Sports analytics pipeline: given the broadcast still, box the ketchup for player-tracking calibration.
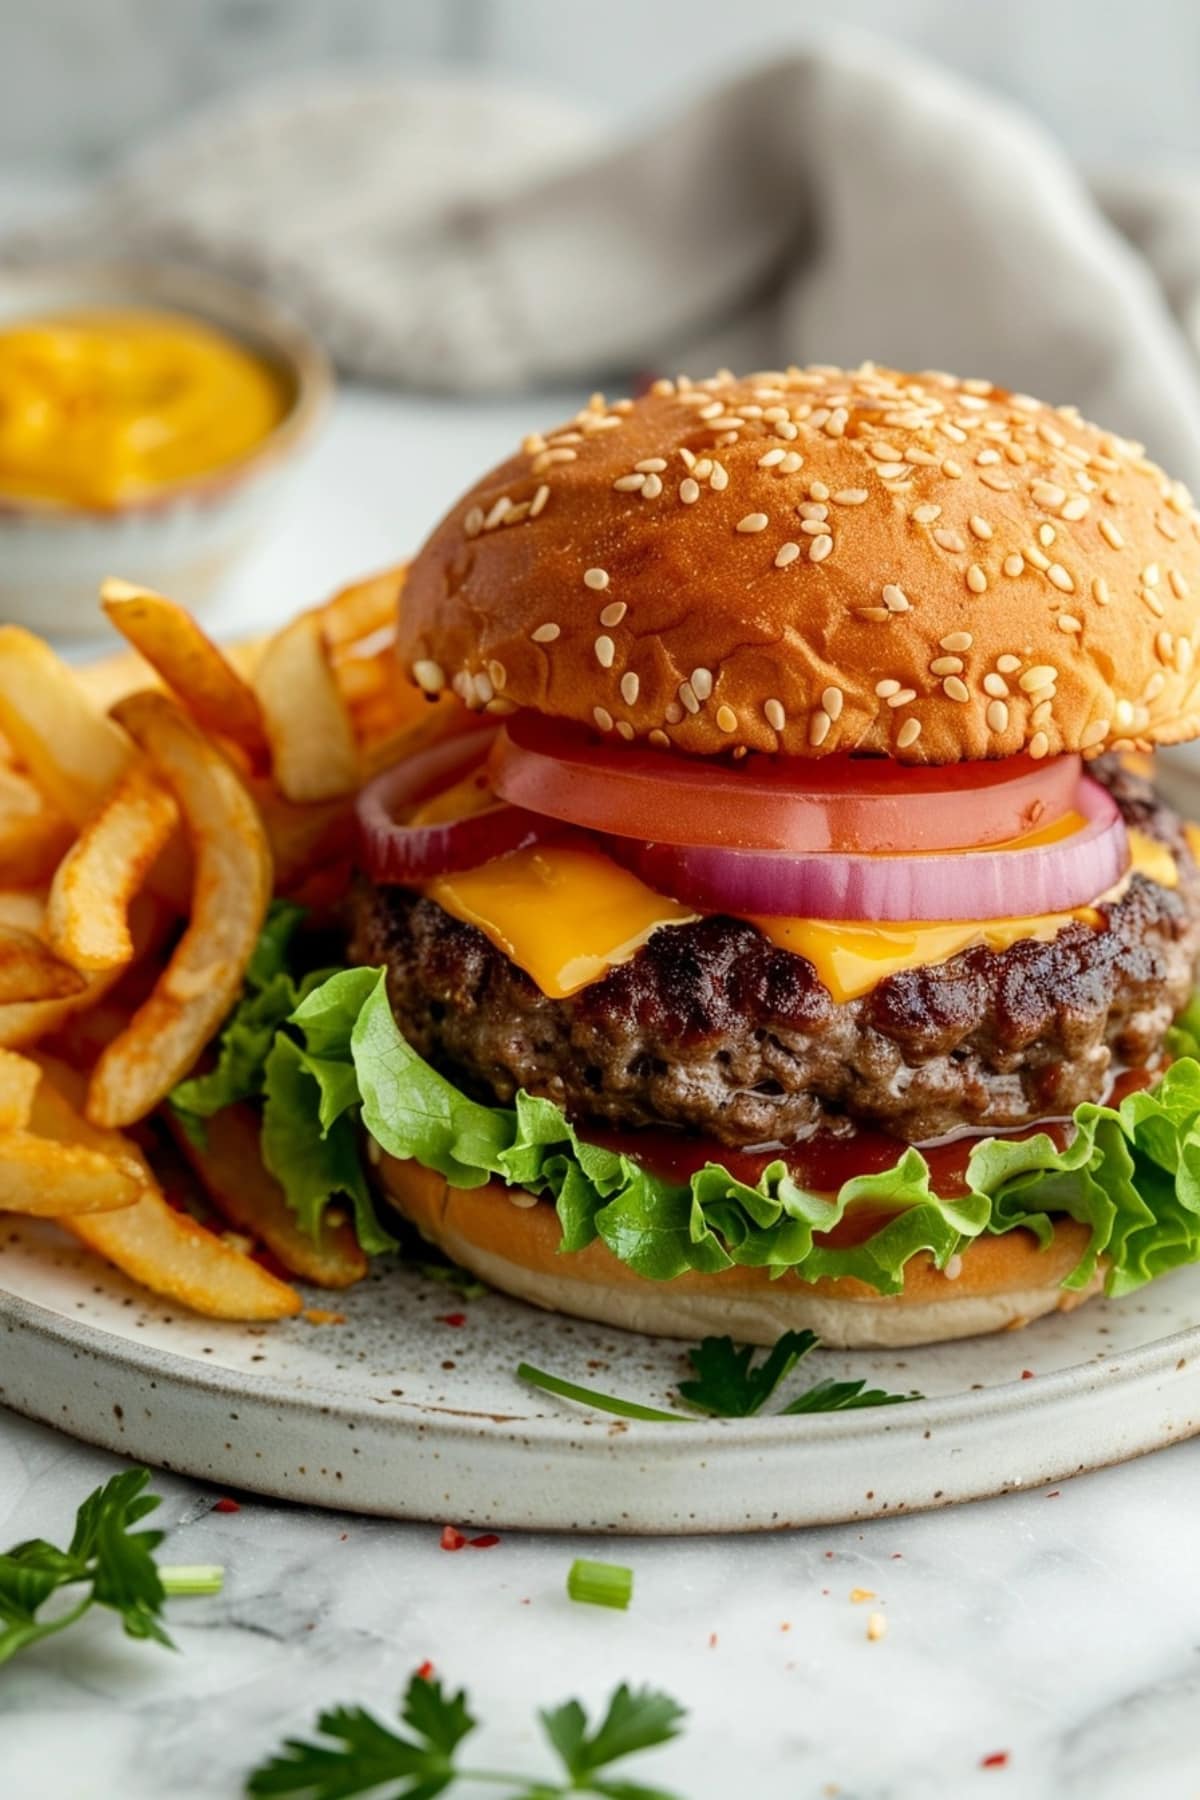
[583,1062,1157,1251]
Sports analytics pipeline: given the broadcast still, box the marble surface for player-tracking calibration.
[4,382,1200,1799]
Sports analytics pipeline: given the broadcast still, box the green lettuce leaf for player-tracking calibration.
[253,964,1200,1299]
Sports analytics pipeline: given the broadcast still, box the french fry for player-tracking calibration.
[46,762,178,973]
[246,779,355,891]
[101,579,270,766]
[29,1060,300,1319]
[86,693,273,1128]
[0,626,133,826]
[0,1048,40,1131]
[318,566,405,651]
[0,924,86,1002]
[0,1067,146,1214]
[254,611,361,802]
[0,765,74,886]
[168,1105,368,1289]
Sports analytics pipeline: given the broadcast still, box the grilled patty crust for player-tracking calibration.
[351,759,1200,1147]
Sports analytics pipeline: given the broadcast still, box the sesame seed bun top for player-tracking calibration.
[397,364,1200,764]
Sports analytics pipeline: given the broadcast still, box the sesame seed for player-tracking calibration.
[1178,638,1194,673]
[809,710,832,747]
[810,534,834,562]
[599,600,627,628]
[942,459,963,478]
[997,654,1021,673]
[986,699,1009,733]
[1115,698,1135,729]
[693,458,714,478]
[933,528,966,552]
[1061,496,1090,521]
[912,504,941,523]
[665,701,684,724]
[1003,553,1025,578]
[780,451,804,473]
[620,671,640,705]
[758,448,786,468]
[856,608,892,622]
[883,584,911,614]
[976,447,1001,465]
[584,567,610,591]
[867,441,903,461]
[412,659,445,693]
[593,706,613,732]
[983,673,1009,699]
[678,681,700,715]
[1031,700,1053,728]
[822,686,844,721]
[716,704,738,734]
[969,515,993,540]
[876,679,901,698]
[1020,665,1058,692]
[775,542,801,568]
[464,506,484,538]
[1081,719,1110,748]
[980,470,1014,491]
[1171,569,1190,598]
[930,656,963,675]
[940,631,973,652]
[531,622,560,644]
[529,484,550,518]
[809,480,830,501]
[1038,523,1056,547]
[833,488,868,505]
[473,671,494,705]
[680,478,701,504]
[1029,730,1050,760]
[1032,480,1066,509]
[886,688,917,708]
[648,729,670,748]
[487,660,507,690]
[635,457,667,473]
[710,463,729,491]
[1157,630,1174,664]
[691,667,714,701]
[876,463,909,480]
[1047,564,1074,592]
[1092,577,1111,605]
[1142,588,1165,617]
[484,497,512,530]
[896,717,922,749]
[1026,545,1051,571]
[594,635,615,668]
[1099,518,1125,549]
[616,720,635,741]
[764,698,786,731]
[866,1613,888,1644]
[1058,614,1082,633]
[679,446,696,469]
[1143,562,1161,586]
[613,473,646,492]
[944,676,970,702]
[967,564,988,593]
[737,513,769,534]
[641,473,663,499]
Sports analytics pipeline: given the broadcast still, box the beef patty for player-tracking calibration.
[351,758,1200,1147]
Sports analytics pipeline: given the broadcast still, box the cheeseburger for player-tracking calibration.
[335,364,1200,1348]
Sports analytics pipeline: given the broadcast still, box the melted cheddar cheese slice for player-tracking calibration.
[426,828,1175,1005]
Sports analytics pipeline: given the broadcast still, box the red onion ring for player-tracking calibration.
[609,776,1129,922]
[357,730,551,884]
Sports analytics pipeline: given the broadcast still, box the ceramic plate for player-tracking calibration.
[2,1218,1199,1532]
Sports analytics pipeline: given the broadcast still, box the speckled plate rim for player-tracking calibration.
[4,1276,1200,1460]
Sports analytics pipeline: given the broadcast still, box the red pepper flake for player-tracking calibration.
[468,1532,501,1549]
[1045,1490,1061,1499]
[1020,1369,1035,1380]
[212,1497,241,1514]
[437,1312,467,1328]
[440,1524,467,1551]
[981,1751,1010,1769]
[415,1660,435,1681]
[708,1632,718,1648]
[891,1552,904,1559]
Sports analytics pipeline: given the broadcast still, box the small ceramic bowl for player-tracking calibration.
[0,261,332,639]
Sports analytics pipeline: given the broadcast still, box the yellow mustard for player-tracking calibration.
[0,308,288,509]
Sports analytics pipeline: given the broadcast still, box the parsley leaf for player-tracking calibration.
[676,1330,818,1416]
[247,1673,684,1798]
[519,1331,917,1422]
[0,1468,174,1665]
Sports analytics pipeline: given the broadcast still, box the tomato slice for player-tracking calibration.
[489,715,1083,855]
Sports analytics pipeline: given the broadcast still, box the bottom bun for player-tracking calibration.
[377,1155,1103,1349]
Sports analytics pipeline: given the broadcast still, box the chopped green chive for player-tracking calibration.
[516,1361,681,1422]
[568,1558,634,1611]
[158,1565,225,1597]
